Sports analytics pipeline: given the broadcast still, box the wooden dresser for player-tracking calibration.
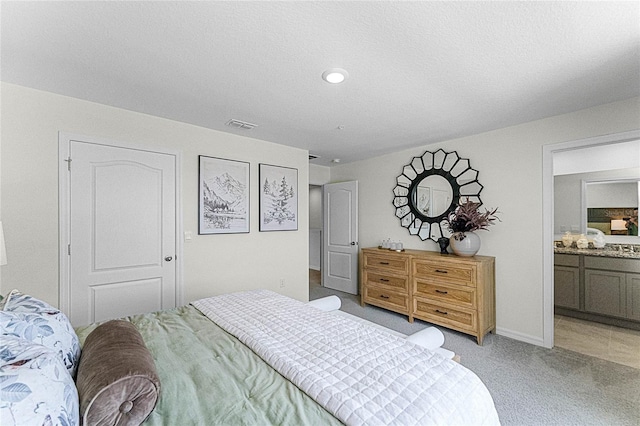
[360,247,496,345]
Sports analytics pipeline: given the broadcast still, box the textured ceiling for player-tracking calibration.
[2,1,639,166]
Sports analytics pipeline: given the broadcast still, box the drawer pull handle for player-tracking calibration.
[380,294,390,299]
[435,269,448,274]
[379,278,390,282]
[435,289,448,294]
[379,262,390,265]
[435,309,448,315]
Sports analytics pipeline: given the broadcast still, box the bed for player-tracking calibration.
[1,289,500,426]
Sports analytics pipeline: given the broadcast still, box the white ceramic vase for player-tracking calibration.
[449,231,481,257]
[576,234,589,249]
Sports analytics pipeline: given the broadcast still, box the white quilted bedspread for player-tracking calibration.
[192,290,500,426]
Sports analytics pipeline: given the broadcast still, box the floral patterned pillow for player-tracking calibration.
[0,290,80,378]
[0,335,79,426]
[1,289,58,313]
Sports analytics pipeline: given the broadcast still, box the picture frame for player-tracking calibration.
[199,155,250,234]
[259,164,298,231]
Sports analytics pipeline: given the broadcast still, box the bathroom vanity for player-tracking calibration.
[554,244,640,330]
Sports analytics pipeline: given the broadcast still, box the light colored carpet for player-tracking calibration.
[310,280,640,426]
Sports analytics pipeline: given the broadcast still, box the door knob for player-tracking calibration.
[165,256,173,262]
[351,242,356,245]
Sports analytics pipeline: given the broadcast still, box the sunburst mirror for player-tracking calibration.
[393,149,483,242]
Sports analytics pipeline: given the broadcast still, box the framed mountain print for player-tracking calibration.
[199,155,249,234]
[259,164,298,231]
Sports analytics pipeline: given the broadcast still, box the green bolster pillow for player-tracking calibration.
[76,320,161,426]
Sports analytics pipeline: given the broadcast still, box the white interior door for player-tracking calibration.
[432,188,451,217]
[62,138,178,326]
[323,181,358,294]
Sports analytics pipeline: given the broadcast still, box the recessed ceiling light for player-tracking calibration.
[322,68,348,84]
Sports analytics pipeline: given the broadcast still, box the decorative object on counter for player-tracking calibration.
[446,198,500,257]
[390,241,404,251]
[561,231,574,248]
[437,237,450,254]
[449,232,482,257]
[592,232,606,249]
[378,239,404,251]
[392,149,483,243]
[576,234,589,249]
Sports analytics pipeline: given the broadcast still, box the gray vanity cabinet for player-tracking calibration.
[584,269,626,317]
[584,256,640,322]
[627,274,640,321]
[555,253,640,329]
[554,254,580,310]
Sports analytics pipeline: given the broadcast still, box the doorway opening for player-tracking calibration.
[309,185,323,289]
[543,130,640,368]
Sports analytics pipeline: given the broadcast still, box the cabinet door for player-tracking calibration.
[627,273,640,321]
[554,266,580,310]
[585,269,626,318]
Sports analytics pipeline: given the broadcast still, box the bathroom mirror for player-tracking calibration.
[393,149,483,242]
[582,178,639,237]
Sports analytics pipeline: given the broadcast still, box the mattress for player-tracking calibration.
[76,291,500,425]
[193,290,500,426]
[76,305,341,425]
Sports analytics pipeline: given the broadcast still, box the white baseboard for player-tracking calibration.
[309,266,320,271]
[495,327,545,347]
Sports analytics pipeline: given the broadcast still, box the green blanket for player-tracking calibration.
[76,305,341,425]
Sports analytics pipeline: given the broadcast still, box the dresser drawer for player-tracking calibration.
[414,280,476,309]
[413,259,475,287]
[414,298,476,331]
[363,286,409,313]
[364,253,409,274]
[364,271,409,293]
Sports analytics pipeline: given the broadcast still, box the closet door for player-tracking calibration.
[62,138,177,326]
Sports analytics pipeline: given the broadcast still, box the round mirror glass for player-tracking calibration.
[411,175,453,218]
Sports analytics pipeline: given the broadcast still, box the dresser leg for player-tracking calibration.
[408,315,414,323]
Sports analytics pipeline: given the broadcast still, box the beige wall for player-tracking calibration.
[309,163,330,186]
[330,97,640,344]
[1,83,309,307]
[3,81,638,343]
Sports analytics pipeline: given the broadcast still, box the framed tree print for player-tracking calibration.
[259,164,298,231]
[199,155,249,234]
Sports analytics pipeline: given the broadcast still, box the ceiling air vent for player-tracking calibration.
[226,119,257,130]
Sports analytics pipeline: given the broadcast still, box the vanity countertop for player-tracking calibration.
[554,244,640,259]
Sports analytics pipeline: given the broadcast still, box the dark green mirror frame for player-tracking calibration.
[393,149,484,242]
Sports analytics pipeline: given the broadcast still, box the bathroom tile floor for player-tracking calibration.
[554,315,640,369]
